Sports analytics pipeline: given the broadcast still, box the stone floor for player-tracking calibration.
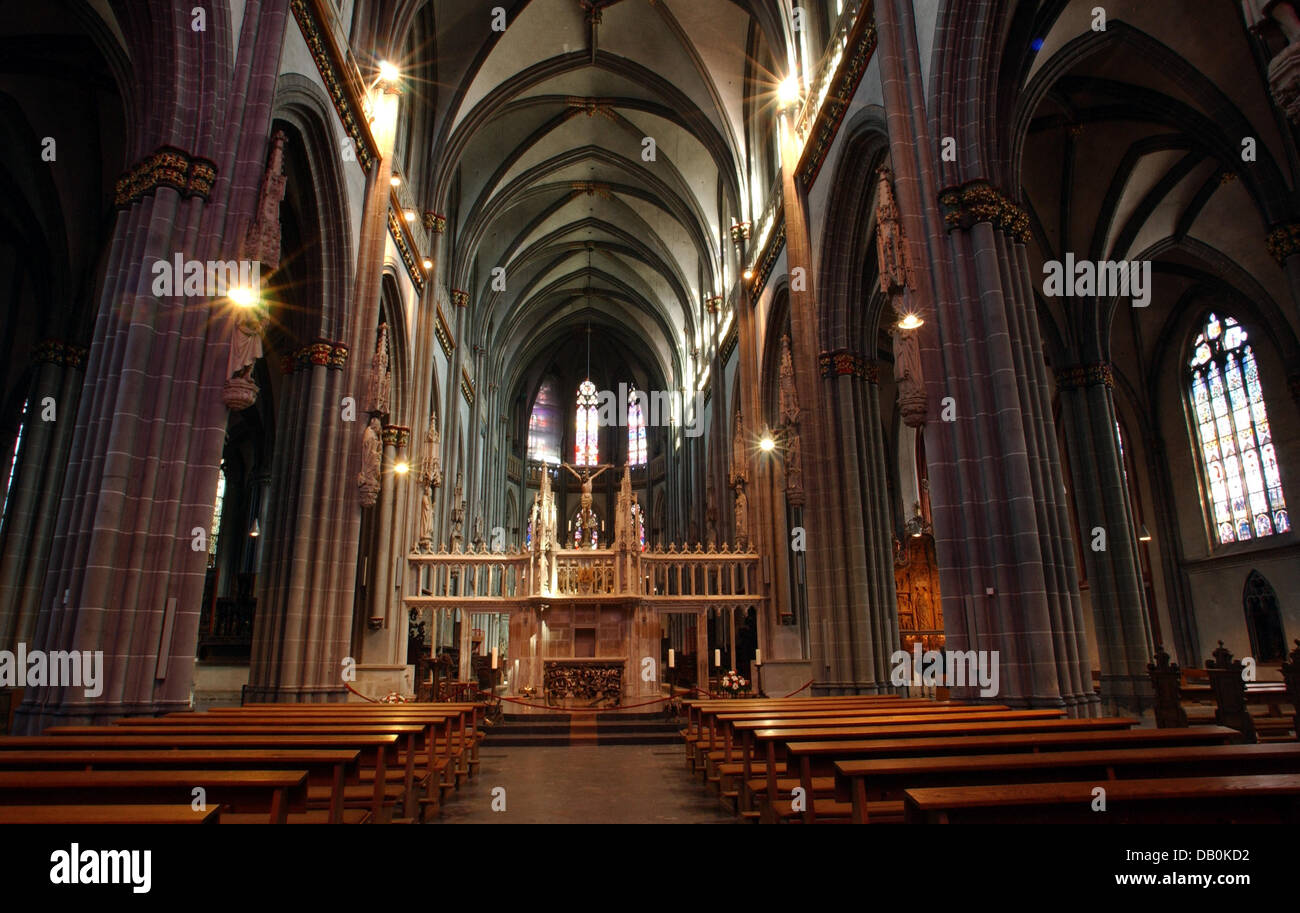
[434,744,737,824]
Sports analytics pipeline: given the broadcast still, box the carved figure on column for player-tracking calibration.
[419,413,442,488]
[223,303,268,412]
[449,472,465,551]
[779,334,801,426]
[785,427,804,501]
[369,322,391,417]
[1245,1,1300,122]
[728,413,748,488]
[242,130,288,272]
[734,483,749,551]
[472,515,484,550]
[358,418,382,507]
[418,487,434,552]
[892,313,927,427]
[875,166,914,295]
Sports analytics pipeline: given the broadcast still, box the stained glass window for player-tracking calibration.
[1187,313,1288,544]
[527,378,562,464]
[575,379,599,466]
[209,468,226,569]
[0,398,27,535]
[628,385,647,466]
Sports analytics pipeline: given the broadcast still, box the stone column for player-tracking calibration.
[15,1,293,730]
[1056,362,1154,713]
[0,341,86,652]
[876,0,1095,712]
[247,69,401,702]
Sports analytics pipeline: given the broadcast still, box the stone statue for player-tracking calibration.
[729,413,747,487]
[449,472,465,548]
[420,414,441,487]
[358,418,382,507]
[778,334,800,426]
[892,314,927,427]
[472,515,484,548]
[734,483,749,550]
[242,130,288,271]
[785,428,804,498]
[369,322,391,417]
[227,305,267,380]
[418,487,434,550]
[875,166,913,295]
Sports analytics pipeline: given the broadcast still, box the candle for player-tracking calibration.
[491,647,499,670]
[755,649,762,666]
[668,649,675,669]
[714,648,721,667]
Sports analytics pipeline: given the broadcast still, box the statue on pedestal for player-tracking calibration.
[369,322,392,418]
[358,418,382,507]
[449,472,465,551]
[734,483,749,551]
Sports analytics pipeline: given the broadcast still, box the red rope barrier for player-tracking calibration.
[783,678,815,697]
[343,681,381,703]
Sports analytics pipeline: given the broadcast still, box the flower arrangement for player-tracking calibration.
[720,670,748,696]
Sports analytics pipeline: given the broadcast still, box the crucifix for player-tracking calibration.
[562,462,611,547]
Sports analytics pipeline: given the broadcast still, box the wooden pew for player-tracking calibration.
[49,723,423,820]
[741,716,1138,821]
[834,742,1300,823]
[0,769,309,824]
[784,725,1242,823]
[682,697,923,765]
[126,711,464,814]
[188,707,477,809]
[705,704,1012,769]
[0,734,402,823]
[207,704,484,784]
[902,773,1300,823]
[0,805,220,824]
[0,749,361,823]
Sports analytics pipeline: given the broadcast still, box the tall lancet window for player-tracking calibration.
[1187,313,1289,544]
[527,378,562,465]
[575,379,599,466]
[627,385,647,467]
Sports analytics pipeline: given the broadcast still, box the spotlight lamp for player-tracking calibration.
[898,313,924,330]
[777,75,801,109]
[378,60,400,85]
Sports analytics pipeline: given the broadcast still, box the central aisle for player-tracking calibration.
[435,745,738,824]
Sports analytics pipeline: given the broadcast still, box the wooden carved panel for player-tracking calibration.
[895,533,944,652]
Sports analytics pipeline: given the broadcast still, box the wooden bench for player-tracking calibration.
[50,723,424,820]
[835,742,1300,823]
[0,769,309,824]
[701,703,1001,767]
[0,733,402,823]
[194,708,478,809]
[0,749,362,823]
[0,805,220,824]
[903,773,1300,823]
[740,716,1137,821]
[682,697,926,765]
[684,698,930,766]
[782,725,1241,823]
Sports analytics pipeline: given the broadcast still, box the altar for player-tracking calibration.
[405,463,765,714]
